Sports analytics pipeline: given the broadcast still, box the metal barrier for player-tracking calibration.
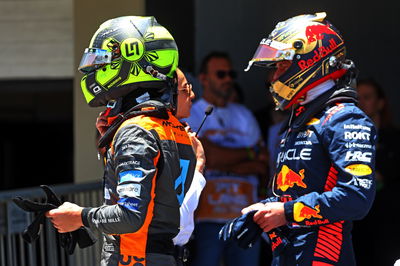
[0,182,103,266]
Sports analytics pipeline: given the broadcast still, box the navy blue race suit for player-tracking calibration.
[265,87,377,265]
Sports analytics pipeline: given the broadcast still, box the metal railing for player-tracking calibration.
[0,182,103,266]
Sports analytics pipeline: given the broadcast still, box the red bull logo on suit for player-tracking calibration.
[276,165,307,192]
[294,202,323,222]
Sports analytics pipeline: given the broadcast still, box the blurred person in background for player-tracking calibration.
[356,78,400,189]
[185,51,268,266]
[352,78,400,266]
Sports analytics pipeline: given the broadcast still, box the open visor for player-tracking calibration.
[78,48,112,74]
[245,40,295,71]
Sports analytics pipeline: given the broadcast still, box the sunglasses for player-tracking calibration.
[215,70,237,79]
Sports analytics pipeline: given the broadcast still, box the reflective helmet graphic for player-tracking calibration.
[245,12,347,110]
[78,16,179,107]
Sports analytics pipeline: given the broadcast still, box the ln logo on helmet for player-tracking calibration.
[305,24,337,43]
[120,38,145,61]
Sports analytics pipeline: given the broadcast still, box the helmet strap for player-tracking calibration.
[145,65,169,81]
[143,64,178,113]
[337,60,358,88]
[104,98,123,126]
[167,73,178,115]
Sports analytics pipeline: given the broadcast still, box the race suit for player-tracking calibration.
[81,102,197,266]
[265,87,376,265]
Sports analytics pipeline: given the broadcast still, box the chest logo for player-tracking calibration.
[276,165,307,191]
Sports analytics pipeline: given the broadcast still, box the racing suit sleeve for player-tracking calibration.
[260,196,279,204]
[284,108,377,226]
[81,124,160,234]
[173,171,206,246]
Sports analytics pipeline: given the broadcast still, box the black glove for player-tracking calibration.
[12,185,96,254]
[12,191,58,244]
[40,185,97,250]
[218,210,262,249]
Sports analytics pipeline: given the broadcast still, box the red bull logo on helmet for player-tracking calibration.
[294,202,323,222]
[305,24,337,43]
[297,38,338,71]
[276,165,307,192]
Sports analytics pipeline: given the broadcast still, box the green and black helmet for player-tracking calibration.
[78,16,179,107]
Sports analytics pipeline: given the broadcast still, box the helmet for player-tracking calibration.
[78,16,179,107]
[245,12,347,110]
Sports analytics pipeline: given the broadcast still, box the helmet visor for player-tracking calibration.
[245,39,295,71]
[78,48,112,74]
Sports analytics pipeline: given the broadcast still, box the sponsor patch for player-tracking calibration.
[118,197,141,211]
[119,255,145,265]
[293,202,322,222]
[92,217,120,225]
[343,124,371,132]
[297,130,314,139]
[119,161,140,167]
[277,148,312,163]
[294,140,312,146]
[347,176,373,189]
[117,183,141,197]
[276,165,307,192]
[345,151,372,163]
[345,143,372,149]
[345,164,372,176]
[119,170,143,183]
[344,131,371,141]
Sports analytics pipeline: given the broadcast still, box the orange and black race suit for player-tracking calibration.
[264,95,376,265]
[81,104,196,266]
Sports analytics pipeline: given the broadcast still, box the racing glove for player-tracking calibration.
[218,210,262,249]
[259,196,290,255]
[12,185,96,254]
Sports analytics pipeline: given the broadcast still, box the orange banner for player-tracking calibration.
[195,177,257,222]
